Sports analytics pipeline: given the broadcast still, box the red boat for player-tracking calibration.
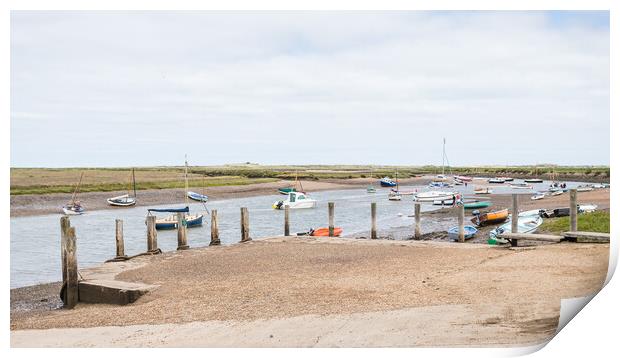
[454,175,473,182]
[311,227,343,237]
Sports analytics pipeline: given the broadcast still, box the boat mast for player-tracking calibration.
[132,168,137,198]
[184,155,189,206]
[70,172,83,205]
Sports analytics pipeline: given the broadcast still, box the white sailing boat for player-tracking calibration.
[107,168,137,206]
[388,169,402,201]
[62,172,85,215]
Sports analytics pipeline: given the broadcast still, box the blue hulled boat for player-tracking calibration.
[188,191,208,202]
[380,177,397,187]
[148,206,204,230]
[448,225,478,241]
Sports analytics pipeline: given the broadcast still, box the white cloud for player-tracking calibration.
[10,11,609,167]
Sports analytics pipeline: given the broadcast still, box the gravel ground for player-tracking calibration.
[11,237,608,335]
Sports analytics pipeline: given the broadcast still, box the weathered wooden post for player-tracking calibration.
[570,189,578,232]
[177,212,189,250]
[64,226,78,309]
[115,219,127,259]
[371,202,377,239]
[146,215,158,253]
[240,207,251,242]
[511,194,519,234]
[414,203,421,239]
[328,202,335,237]
[458,204,465,243]
[284,205,290,236]
[210,209,220,246]
[60,216,70,283]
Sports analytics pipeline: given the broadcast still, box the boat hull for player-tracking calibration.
[415,191,456,202]
[155,214,204,230]
[187,191,208,202]
[448,225,478,241]
[311,227,343,237]
[107,195,136,206]
[471,209,509,226]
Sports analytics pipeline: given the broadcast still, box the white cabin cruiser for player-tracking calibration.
[414,191,457,202]
[273,191,317,210]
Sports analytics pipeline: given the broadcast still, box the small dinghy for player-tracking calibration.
[107,168,137,207]
[366,185,376,193]
[531,192,546,200]
[388,191,402,201]
[474,187,493,195]
[463,201,491,209]
[448,225,478,241]
[578,204,597,213]
[148,207,204,230]
[489,213,543,241]
[429,181,453,188]
[415,191,458,202]
[107,194,136,206]
[549,190,564,197]
[524,178,543,183]
[187,191,208,202]
[310,227,343,237]
[63,172,85,215]
[510,183,533,189]
[488,178,505,184]
[63,202,85,215]
[454,175,473,182]
[471,209,509,226]
[380,177,397,187]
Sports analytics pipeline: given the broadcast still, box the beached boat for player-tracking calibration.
[524,178,543,183]
[310,227,343,237]
[453,179,464,186]
[474,187,493,195]
[487,178,505,184]
[576,185,593,192]
[463,201,491,209]
[489,213,543,240]
[433,199,454,205]
[273,191,317,209]
[107,169,137,206]
[498,177,514,182]
[531,192,546,200]
[429,181,453,188]
[448,225,478,241]
[454,175,473,182]
[549,190,564,197]
[510,183,533,189]
[107,194,136,206]
[415,191,457,202]
[366,185,376,193]
[471,209,509,226]
[579,204,598,213]
[187,191,208,202]
[380,177,397,187]
[63,172,85,215]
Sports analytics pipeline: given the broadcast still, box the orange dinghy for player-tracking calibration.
[471,209,509,226]
[311,227,343,237]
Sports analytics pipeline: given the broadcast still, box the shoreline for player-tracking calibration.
[10,177,431,217]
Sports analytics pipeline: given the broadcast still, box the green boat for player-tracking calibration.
[463,201,491,209]
[278,187,297,195]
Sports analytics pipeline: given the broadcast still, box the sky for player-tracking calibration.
[10,11,610,167]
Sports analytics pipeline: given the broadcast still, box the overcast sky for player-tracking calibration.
[11,11,609,168]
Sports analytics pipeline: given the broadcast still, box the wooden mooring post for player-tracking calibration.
[371,202,377,239]
[457,204,465,243]
[328,202,335,237]
[115,219,127,259]
[177,212,189,250]
[570,189,578,232]
[414,203,421,239]
[146,215,159,253]
[210,209,220,246]
[60,217,78,309]
[240,207,251,242]
[511,194,519,234]
[284,205,290,236]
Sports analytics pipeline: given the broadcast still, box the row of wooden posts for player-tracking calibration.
[60,189,583,308]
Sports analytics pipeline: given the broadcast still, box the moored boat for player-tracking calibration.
[531,192,546,200]
[471,209,509,226]
[187,191,209,202]
[489,213,543,241]
[463,201,491,209]
[273,191,317,209]
[498,177,514,182]
[510,183,533,189]
[148,207,204,230]
[474,187,493,194]
[488,178,505,184]
[107,194,136,206]
[415,191,458,202]
[380,177,397,187]
[63,172,85,215]
[448,225,478,241]
[366,185,376,193]
[454,175,473,182]
[578,204,598,213]
[429,181,453,188]
[524,178,543,183]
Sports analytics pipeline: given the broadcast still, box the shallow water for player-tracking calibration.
[10,180,586,288]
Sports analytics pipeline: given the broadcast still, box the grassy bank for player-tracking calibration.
[538,211,610,234]
[11,164,609,195]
